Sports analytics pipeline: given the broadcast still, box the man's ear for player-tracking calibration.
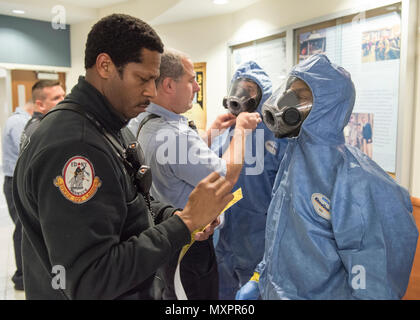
[34,99,45,113]
[161,77,176,94]
[96,53,116,79]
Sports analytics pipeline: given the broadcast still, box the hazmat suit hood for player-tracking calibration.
[292,54,356,144]
[230,60,273,115]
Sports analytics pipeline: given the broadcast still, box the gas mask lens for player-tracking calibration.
[262,77,313,138]
[223,78,262,116]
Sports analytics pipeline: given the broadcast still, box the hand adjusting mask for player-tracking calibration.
[261,77,312,138]
[223,78,262,116]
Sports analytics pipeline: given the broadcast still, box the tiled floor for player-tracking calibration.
[0,173,25,300]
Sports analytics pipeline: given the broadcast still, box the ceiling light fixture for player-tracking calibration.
[12,9,25,14]
[36,72,59,80]
[213,0,229,4]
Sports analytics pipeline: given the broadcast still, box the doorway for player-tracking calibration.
[11,70,66,112]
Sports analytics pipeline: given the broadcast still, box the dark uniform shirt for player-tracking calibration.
[12,76,190,300]
[19,111,43,152]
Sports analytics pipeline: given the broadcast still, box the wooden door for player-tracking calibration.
[11,70,66,112]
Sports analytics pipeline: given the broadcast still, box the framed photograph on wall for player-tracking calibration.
[294,3,402,174]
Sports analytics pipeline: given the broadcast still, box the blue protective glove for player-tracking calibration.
[235,273,260,300]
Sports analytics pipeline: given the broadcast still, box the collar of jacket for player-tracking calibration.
[32,111,43,119]
[61,76,128,133]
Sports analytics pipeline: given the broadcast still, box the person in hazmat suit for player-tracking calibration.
[211,61,287,299]
[236,54,418,300]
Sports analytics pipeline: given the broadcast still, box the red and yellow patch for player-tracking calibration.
[54,156,102,204]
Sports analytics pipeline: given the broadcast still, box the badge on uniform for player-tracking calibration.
[54,156,102,204]
[311,193,331,220]
[265,140,278,155]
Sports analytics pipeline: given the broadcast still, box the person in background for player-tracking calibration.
[19,80,65,151]
[1,101,34,291]
[362,115,373,158]
[129,48,261,299]
[237,54,418,300]
[210,61,287,299]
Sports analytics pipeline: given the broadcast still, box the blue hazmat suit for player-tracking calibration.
[254,54,418,299]
[211,61,287,299]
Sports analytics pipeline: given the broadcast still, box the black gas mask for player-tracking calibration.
[223,78,262,116]
[261,77,313,138]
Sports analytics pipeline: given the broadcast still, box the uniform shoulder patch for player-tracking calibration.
[54,156,102,204]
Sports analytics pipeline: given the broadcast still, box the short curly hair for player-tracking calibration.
[84,14,164,72]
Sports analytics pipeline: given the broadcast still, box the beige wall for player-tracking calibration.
[68,0,420,195]
[411,5,420,197]
[67,19,96,92]
[154,15,234,127]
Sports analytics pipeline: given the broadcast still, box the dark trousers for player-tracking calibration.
[161,236,218,300]
[3,176,23,287]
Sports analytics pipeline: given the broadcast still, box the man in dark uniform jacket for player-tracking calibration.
[12,14,233,300]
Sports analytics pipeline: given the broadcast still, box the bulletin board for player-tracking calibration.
[294,3,402,174]
[229,32,288,90]
[182,62,207,131]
